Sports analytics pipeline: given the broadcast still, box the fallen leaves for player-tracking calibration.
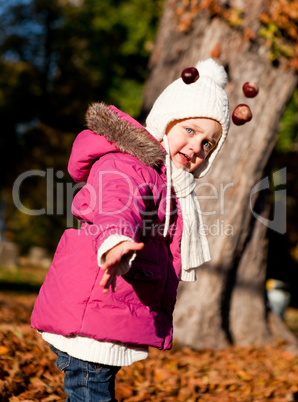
[115,344,298,401]
[0,346,9,355]
[0,291,298,401]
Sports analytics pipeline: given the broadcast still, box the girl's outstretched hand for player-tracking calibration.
[99,241,144,293]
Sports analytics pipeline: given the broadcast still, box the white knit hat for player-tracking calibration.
[145,58,230,178]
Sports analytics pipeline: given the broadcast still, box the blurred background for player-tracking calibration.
[0,0,163,252]
[0,2,298,400]
[0,0,297,306]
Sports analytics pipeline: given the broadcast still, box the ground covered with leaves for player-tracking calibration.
[1,289,298,401]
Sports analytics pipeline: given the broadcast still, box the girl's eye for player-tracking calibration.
[185,127,194,134]
[203,141,212,149]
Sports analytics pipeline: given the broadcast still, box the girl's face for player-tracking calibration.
[163,117,222,172]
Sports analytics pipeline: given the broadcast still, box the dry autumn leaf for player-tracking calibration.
[0,345,9,355]
[0,291,298,401]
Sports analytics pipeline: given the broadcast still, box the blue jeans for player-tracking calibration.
[49,344,121,401]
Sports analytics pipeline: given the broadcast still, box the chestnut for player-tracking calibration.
[232,104,252,126]
[242,82,259,98]
[181,67,199,84]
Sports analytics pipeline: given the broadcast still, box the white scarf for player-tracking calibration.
[163,136,211,281]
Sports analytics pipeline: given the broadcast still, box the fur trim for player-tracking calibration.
[86,102,165,168]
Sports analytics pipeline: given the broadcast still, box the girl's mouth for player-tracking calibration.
[178,152,191,162]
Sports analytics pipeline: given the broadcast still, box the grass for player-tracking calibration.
[0,263,47,292]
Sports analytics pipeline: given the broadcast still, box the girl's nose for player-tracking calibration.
[190,139,201,154]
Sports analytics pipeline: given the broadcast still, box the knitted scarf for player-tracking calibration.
[162,135,211,281]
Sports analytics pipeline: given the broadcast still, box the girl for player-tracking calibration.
[31,58,230,401]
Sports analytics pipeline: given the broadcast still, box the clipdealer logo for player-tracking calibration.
[11,167,287,235]
[249,168,286,234]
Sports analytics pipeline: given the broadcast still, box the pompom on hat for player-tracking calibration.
[145,58,230,178]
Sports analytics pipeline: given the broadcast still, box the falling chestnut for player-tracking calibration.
[232,104,252,126]
[181,67,199,84]
[242,82,259,98]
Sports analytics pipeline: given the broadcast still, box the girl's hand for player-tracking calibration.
[99,241,144,293]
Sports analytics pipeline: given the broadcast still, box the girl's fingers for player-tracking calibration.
[101,275,113,293]
[99,266,117,292]
[112,277,117,292]
[99,266,113,286]
[99,241,144,293]
[127,242,144,252]
[99,272,109,288]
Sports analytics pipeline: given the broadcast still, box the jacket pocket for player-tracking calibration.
[113,258,164,308]
[124,259,161,281]
[112,242,166,308]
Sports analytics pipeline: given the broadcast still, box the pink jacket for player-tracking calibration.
[31,103,183,350]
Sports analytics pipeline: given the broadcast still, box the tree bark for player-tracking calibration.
[142,0,298,349]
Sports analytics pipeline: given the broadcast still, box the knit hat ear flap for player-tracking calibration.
[145,58,230,178]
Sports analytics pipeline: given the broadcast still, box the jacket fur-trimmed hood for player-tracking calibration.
[86,102,165,168]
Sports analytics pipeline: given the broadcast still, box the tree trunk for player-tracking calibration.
[142,0,298,349]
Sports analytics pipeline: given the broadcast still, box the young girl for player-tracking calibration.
[31,58,230,401]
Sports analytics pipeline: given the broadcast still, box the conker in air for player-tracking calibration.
[232,104,252,126]
[242,82,259,98]
[181,67,199,84]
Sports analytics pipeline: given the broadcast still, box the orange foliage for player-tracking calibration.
[171,0,298,70]
[0,292,298,401]
[259,0,298,69]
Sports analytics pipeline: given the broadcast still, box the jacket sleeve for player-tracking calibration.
[90,155,159,262]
